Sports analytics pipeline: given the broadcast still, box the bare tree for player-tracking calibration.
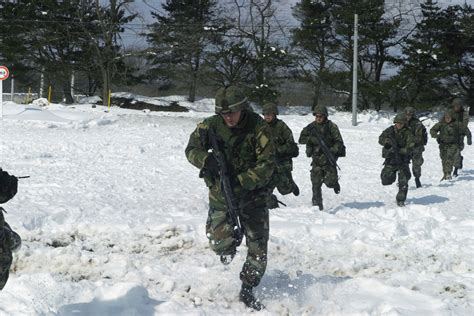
[230,0,290,105]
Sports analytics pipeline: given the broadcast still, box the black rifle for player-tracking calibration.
[387,126,402,165]
[310,125,340,170]
[207,128,244,249]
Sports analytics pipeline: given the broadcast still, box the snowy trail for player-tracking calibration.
[0,101,472,315]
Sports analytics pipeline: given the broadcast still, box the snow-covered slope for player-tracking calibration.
[0,98,472,315]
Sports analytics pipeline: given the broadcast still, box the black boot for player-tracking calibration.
[292,183,300,196]
[415,177,421,188]
[312,199,323,211]
[334,182,341,194]
[219,248,236,265]
[312,187,323,210]
[453,168,458,177]
[239,284,264,311]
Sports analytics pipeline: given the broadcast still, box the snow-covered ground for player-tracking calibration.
[0,96,472,315]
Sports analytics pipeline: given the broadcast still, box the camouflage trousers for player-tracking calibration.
[310,164,338,204]
[206,206,269,287]
[411,147,424,178]
[439,144,461,174]
[381,163,411,203]
[271,162,297,195]
[0,212,12,291]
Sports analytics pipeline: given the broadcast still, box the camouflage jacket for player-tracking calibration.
[430,119,472,146]
[185,110,275,209]
[266,118,298,164]
[379,126,415,165]
[298,120,345,166]
[406,117,427,148]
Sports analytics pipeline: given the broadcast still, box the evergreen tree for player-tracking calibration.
[397,1,451,109]
[292,0,337,110]
[437,4,474,115]
[147,0,224,102]
[331,0,402,111]
[77,0,137,105]
[0,1,34,87]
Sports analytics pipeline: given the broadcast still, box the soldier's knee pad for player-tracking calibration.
[381,171,396,186]
[324,174,338,188]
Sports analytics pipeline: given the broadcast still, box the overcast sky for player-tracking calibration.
[121,0,466,49]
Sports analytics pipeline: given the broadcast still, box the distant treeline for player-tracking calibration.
[0,0,472,114]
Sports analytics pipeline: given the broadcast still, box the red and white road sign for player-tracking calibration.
[0,66,9,81]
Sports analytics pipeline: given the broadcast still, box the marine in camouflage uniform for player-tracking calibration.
[185,86,275,310]
[450,98,472,176]
[298,105,345,211]
[404,107,428,188]
[261,103,299,205]
[379,113,415,207]
[430,111,472,180]
[0,169,20,291]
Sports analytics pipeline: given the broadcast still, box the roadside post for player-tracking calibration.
[0,66,10,118]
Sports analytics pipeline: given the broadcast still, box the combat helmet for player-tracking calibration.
[215,86,248,114]
[444,110,454,120]
[451,98,463,107]
[393,113,406,124]
[262,102,279,115]
[313,105,328,116]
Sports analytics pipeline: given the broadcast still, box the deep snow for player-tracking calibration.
[0,96,472,315]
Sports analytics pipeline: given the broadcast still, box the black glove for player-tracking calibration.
[203,154,219,178]
[468,139,472,146]
[0,170,18,204]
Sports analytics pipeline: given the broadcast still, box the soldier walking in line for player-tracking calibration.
[261,102,299,209]
[299,105,345,211]
[185,86,275,310]
[450,98,472,176]
[404,107,428,188]
[430,111,472,180]
[379,113,415,207]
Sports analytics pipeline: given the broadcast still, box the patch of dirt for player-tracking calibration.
[111,97,189,112]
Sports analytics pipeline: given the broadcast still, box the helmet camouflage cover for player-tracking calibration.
[214,86,248,114]
[393,113,406,124]
[313,105,328,116]
[262,102,279,115]
[444,110,454,119]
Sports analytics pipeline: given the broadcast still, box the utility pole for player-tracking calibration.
[351,14,359,127]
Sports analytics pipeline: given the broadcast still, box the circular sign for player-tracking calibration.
[0,66,9,80]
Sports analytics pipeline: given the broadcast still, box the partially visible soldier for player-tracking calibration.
[404,107,428,188]
[450,98,471,176]
[430,111,472,180]
[299,105,345,211]
[185,86,275,310]
[261,103,299,204]
[379,113,415,207]
[0,168,20,291]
